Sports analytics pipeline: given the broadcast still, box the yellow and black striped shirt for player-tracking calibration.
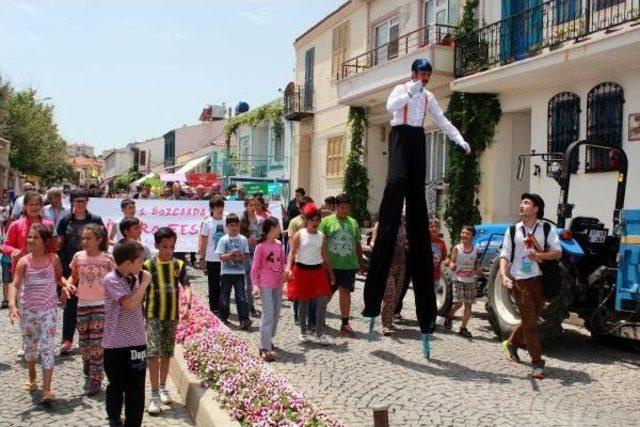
[143,257,190,321]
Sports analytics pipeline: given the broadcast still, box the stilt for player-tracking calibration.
[421,333,431,360]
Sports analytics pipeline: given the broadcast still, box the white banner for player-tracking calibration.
[87,198,282,253]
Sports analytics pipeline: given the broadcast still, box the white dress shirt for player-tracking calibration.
[386,80,468,149]
[499,220,561,280]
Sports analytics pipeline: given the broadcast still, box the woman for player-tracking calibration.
[3,191,57,271]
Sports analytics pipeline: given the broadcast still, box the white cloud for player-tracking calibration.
[239,7,273,26]
[17,1,42,16]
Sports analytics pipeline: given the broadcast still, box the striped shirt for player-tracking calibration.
[143,257,190,321]
[20,254,58,311]
[102,270,147,349]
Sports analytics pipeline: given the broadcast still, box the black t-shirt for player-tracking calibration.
[286,199,300,228]
[57,211,105,274]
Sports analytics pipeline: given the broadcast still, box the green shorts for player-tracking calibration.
[146,318,178,358]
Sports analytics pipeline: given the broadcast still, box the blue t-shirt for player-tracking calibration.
[216,234,250,275]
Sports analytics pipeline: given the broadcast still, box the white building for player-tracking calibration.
[103,148,133,180]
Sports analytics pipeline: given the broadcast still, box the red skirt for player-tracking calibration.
[287,264,331,301]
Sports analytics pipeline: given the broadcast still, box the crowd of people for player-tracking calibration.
[0,176,557,426]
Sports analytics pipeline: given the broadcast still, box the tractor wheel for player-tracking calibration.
[436,267,453,317]
[485,257,574,341]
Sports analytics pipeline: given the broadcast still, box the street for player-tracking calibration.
[188,270,640,427]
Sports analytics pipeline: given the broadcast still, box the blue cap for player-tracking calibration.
[411,58,432,73]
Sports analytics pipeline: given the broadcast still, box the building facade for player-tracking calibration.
[67,156,104,186]
[103,148,133,180]
[66,143,95,158]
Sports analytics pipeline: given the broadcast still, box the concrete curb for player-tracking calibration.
[169,344,240,427]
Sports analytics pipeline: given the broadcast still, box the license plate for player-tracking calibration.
[588,229,607,244]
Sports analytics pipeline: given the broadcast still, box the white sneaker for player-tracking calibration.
[298,334,309,343]
[317,334,332,346]
[159,388,172,405]
[147,396,162,415]
[16,348,25,358]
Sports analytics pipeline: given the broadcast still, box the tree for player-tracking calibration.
[113,167,143,191]
[343,107,370,224]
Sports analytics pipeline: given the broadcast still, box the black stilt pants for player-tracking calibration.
[362,125,436,333]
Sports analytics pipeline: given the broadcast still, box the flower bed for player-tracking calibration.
[176,295,343,427]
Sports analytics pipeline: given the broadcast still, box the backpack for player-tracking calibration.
[509,221,561,301]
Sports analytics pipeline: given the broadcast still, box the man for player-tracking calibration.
[286,188,305,229]
[139,183,156,200]
[210,183,223,197]
[42,187,69,237]
[11,182,34,219]
[499,193,561,380]
[237,186,246,201]
[320,194,362,337]
[58,188,105,354]
[362,58,470,357]
[168,182,186,200]
[226,184,238,201]
[193,184,207,200]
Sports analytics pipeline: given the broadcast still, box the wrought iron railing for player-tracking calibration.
[455,0,640,77]
[283,85,313,120]
[340,23,457,79]
[223,155,287,179]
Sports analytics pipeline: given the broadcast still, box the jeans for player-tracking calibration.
[259,289,282,350]
[206,262,222,315]
[220,274,249,322]
[62,295,79,342]
[299,297,327,337]
[363,125,436,334]
[104,346,147,427]
[293,299,316,326]
[244,259,254,310]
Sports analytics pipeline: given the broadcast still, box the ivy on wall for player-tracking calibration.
[223,103,284,144]
[343,106,370,224]
[444,0,502,242]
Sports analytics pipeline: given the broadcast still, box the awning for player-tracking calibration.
[129,173,157,189]
[176,154,210,174]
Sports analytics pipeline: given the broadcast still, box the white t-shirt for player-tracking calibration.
[499,220,561,280]
[201,216,227,262]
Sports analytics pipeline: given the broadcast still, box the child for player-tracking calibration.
[102,241,151,427]
[286,203,333,345]
[250,217,285,362]
[319,193,362,337]
[119,217,151,261]
[199,196,227,316]
[144,227,192,415]
[1,220,12,308]
[445,225,479,338]
[241,197,264,318]
[65,224,115,395]
[110,198,136,244]
[8,224,63,402]
[216,213,252,329]
[430,219,448,285]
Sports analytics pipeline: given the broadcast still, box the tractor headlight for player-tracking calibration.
[549,161,562,174]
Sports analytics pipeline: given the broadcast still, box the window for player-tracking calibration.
[273,128,284,163]
[424,0,459,26]
[547,92,580,173]
[164,131,176,167]
[332,22,350,80]
[555,0,579,24]
[374,17,399,65]
[586,82,624,173]
[140,150,146,166]
[304,48,314,110]
[425,131,450,183]
[326,136,345,178]
[239,135,251,159]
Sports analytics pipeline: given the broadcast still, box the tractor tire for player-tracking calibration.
[436,267,453,317]
[485,257,574,341]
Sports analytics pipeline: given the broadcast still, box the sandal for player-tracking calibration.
[259,349,275,362]
[459,327,473,338]
[23,380,38,391]
[443,317,453,330]
[41,391,56,402]
[382,327,392,336]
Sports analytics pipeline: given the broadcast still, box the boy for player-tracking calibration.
[430,219,448,285]
[319,193,362,337]
[119,217,151,261]
[321,196,337,218]
[102,241,150,427]
[144,227,192,415]
[110,198,136,244]
[216,213,251,329]
[199,196,227,316]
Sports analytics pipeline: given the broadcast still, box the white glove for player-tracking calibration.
[458,140,471,155]
[408,80,424,96]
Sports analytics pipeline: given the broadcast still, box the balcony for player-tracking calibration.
[283,83,313,121]
[223,155,287,179]
[337,24,457,107]
[452,0,640,92]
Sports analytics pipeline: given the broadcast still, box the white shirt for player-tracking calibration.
[201,216,227,262]
[296,229,324,266]
[387,81,468,149]
[42,205,69,236]
[11,195,24,218]
[499,220,561,280]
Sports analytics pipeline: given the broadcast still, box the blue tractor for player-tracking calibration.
[438,140,640,341]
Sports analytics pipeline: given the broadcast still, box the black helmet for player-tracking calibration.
[411,58,432,73]
[521,193,545,219]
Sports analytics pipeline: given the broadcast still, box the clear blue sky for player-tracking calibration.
[0,0,345,153]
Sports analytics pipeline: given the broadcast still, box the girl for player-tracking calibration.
[445,225,479,338]
[250,217,285,362]
[65,224,115,395]
[285,203,334,345]
[241,197,264,318]
[255,195,271,219]
[8,224,64,402]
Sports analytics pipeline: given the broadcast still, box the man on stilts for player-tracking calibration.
[362,58,470,358]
